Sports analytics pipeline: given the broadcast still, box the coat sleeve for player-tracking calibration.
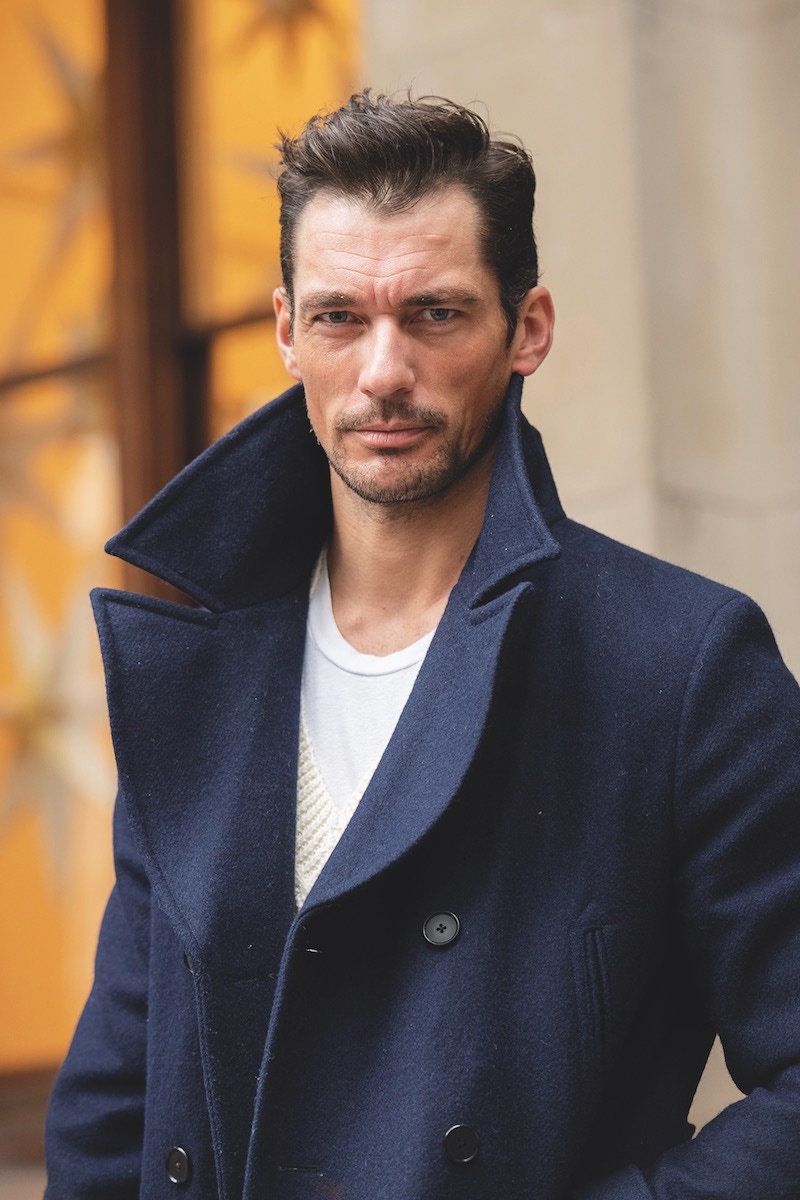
[576,595,800,1199]
[44,794,150,1199]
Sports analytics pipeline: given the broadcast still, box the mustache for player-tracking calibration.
[335,397,447,432]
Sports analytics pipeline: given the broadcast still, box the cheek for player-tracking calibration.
[437,339,507,390]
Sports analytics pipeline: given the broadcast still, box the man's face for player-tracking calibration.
[274,186,551,506]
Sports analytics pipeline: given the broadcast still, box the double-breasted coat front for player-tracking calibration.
[46,379,800,1199]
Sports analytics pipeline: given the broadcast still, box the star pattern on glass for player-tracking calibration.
[0,341,111,524]
[229,0,338,63]
[0,17,107,367]
[0,407,58,522]
[0,568,115,888]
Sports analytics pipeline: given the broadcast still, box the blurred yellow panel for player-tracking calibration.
[181,0,361,327]
[0,374,120,1068]
[209,318,295,442]
[0,0,109,374]
[0,809,70,1067]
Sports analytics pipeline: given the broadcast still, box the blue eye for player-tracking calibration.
[426,308,455,322]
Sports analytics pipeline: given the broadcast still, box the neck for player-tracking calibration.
[327,455,493,656]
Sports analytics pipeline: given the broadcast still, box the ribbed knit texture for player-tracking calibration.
[295,709,370,908]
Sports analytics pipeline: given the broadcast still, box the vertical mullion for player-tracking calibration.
[104,0,207,553]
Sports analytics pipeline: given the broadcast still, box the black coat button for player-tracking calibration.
[423,912,460,946]
[444,1123,480,1164]
[166,1146,191,1184]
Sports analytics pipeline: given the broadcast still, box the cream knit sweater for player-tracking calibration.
[294,710,371,908]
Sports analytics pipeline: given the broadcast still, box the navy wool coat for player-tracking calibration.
[46,377,800,1199]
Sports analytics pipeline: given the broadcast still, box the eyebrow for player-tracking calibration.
[401,291,482,308]
[298,291,356,317]
[298,288,483,316]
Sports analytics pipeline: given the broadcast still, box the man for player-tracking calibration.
[46,91,800,1198]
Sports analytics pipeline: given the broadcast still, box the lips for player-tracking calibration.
[352,425,430,449]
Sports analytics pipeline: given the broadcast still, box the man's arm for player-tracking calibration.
[577,595,800,1198]
[45,796,150,1199]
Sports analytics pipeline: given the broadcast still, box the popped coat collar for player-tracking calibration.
[105,374,564,611]
[92,372,566,971]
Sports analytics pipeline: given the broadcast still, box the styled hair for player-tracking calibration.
[276,90,539,343]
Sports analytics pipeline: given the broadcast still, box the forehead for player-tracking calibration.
[291,186,493,297]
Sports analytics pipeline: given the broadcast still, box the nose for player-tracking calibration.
[358,320,416,398]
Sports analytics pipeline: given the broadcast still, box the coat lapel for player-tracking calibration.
[92,585,307,977]
[303,581,535,907]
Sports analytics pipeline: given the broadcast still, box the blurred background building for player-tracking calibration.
[0,0,797,1188]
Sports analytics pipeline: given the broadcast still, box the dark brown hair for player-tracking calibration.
[276,90,539,343]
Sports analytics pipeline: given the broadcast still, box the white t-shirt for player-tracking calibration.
[301,553,434,808]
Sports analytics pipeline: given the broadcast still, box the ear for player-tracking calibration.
[273,287,303,381]
[510,286,555,377]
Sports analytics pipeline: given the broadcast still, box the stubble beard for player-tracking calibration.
[324,395,506,506]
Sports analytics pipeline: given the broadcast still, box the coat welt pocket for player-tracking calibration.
[570,922,612,1078]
